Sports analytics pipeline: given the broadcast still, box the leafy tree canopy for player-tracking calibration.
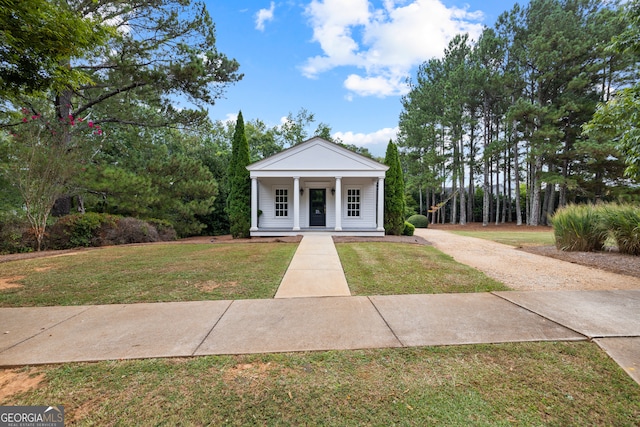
[0,0,110,96]
[2,0,242,130]
[584,0,640,181]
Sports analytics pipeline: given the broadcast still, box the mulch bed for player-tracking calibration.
[520,245,640,279]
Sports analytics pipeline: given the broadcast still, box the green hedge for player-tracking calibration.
[407,214,429,228]
[0,213,32,254]
[47,212,118,249]
[46,213,176,250]
[402,221,415,236]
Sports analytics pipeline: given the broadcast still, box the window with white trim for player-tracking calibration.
[275,188,288,217]
[347,188,361,217]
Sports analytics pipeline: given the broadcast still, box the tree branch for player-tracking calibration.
[73,81,148,117]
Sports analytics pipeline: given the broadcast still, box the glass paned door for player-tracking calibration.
[309,189,326,226]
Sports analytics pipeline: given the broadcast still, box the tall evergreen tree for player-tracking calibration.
[384,140,405,235]
[399,0,635,226]
[227,111,251,238]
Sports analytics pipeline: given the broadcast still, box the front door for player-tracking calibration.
[309,189,326,226]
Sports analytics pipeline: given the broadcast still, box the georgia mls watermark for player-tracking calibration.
[0,406,64,427]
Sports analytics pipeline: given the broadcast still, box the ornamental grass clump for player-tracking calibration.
[550,204,607,252]
[602,204,640,256]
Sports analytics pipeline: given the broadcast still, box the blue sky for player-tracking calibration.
[205,0,521,156]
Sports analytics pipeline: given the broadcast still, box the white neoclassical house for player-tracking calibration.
[247,137,389,236]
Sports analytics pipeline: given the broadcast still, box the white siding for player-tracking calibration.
[299,189,308,227]
[255,177,379,230]
[258,179,294,229]
[341,178,377,229]
[327,188,336,228]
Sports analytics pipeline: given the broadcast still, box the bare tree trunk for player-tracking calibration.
[513,140,522,226]
[459,177,466,225]
[482,112,491,226]
[506,134,512,223]
[559,184,568,208]
[439,183,445,224]
[541,182,554,225]
[458,136,466,225]
[77,195,86,214]
[451,141,458,224]
[501,163,508,223]
[526,146,532,225]
[559,145,569,208]
[495,156,500,225]
[52,88,75,217]
[468,123,476,223]
[529,155,543,226]
[546,184,556,224]
[451,191,458,224]
[468,169,474,223]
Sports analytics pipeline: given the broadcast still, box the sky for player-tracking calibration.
[205,0,522,157]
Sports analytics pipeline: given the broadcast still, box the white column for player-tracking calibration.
[334,177,342,231]
[250,177,259,231]
[377,177,385,231]
[293,177,300,231]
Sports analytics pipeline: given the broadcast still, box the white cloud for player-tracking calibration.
[301,0,370,76]
[344,73,408,97]
[255,2,276,31]
[279,115,292,125]
[303,0,484,97]
[223,113,238,124]
[333,127,399,150]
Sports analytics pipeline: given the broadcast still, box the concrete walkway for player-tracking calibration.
[1,290,639,384]
[275,235,350,298]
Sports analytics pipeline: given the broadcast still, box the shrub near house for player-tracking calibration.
[407,214,429,228]
[47,213,176,250]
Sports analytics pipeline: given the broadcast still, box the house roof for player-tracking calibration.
[247,137,389,178]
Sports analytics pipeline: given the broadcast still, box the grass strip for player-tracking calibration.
[4,342,638,425]
[336,242,509,294]
[450,230,555,247]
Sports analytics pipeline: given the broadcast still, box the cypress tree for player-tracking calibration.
[384,140,406,235]
[227,111,251,238]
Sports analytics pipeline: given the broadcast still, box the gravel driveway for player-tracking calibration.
[415,229,640,292]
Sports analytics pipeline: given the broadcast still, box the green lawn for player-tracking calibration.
[1,241,508,307]
[0,243,298,307]
[4,342,639,425]
[450,230,555,247]
[337,242,509,294]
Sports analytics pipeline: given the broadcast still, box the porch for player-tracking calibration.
[250,227,386,237]
[246,137,389,238]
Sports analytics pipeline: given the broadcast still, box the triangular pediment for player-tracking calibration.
[247,137,388,173]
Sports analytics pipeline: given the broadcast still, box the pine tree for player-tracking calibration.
[227,111,251,238]
[384,140,406,235]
